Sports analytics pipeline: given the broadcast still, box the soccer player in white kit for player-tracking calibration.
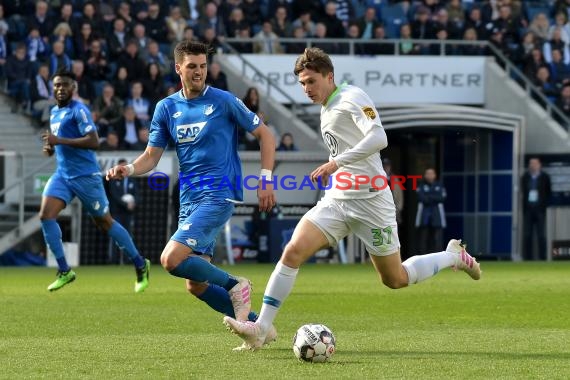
[224,48,482,350]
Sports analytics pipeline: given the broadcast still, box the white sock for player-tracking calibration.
[257,262,299,334]
[402,251,456,284]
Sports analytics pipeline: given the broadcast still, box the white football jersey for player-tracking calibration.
[320,84,387,199]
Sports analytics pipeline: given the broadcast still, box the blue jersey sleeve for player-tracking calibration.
[75,104,96,135]
[227,95,260,133]
[148,101,170,148]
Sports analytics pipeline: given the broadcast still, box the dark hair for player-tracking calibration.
[173,40,212,63]
[52,68,76,81]
[294,47,334,76]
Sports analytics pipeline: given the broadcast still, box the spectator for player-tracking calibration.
[25,27,49,66]
[464,7,488,41]
[126,81,151,127]
[291,10,316,37]
[27,0,53,42]
[74,22,95,61]
[548,48,570,84]
[353,7,380,40]
[321,1,345,38]
[415,168,447,253]
[197,3,224,39]
[116,1,135,33]
[524,47,546,79]
[78,1,104,40]
[55,3,77,36]
[5,44,32,113]
[242,87,260,114]
[142,62,166,106]
[446,0,465,27]
[528,12,550,45]
[286,26,308,54]
[313,22,339,54]
[398,24,416,55]
[344,24,366,55]
[364,25,394,55]
[543,27,570,64]
[144,2,169,44]
[547,11,570,44]
[521,157,551,260]
[31,64,54,126]
[254,21,284,54]
[93,83,123,129]
[227,7,249,38]
[382,158,404,226]
[51,22,75,59]
[434,8,462,40]
[71,60,95,104]
[99,129,123,150]
[113,105,144,149]
[117,40,147,81]
[534,65,559,102]
[241,0,263,32]
[49,40,73,77]
[411,6,435,54]
[458,27,486,56]
[107,18,128,60]
[111,66,131,100]
[201,27,223,56]
[131,23,151,51]
[83,39,109,84]
[292,0,324,21]
[331,0,354,26]
[233,27,254,54]
[141,40,171,78]
[277,132,298,151]
[130,127,149,151]
[271,5,293,37]
[206,61,229,91]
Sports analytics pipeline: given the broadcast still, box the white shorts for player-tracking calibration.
[304,191,400,256]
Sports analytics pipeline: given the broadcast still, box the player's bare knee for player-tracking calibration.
[381,276,407,289]
[281,242,304,267]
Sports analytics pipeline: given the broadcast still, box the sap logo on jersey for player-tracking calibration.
[176,122,207,143]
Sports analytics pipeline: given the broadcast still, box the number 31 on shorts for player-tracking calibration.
[371,227,392,247]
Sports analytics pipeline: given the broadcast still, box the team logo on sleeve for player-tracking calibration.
[362,106,376,119]
[204,104,214,115]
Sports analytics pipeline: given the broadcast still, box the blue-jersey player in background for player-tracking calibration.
[41,69,150,292]
[106,41,278,347]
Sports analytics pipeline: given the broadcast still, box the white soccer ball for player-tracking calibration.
[292,324,336,363]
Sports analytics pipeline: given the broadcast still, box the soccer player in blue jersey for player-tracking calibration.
[106,41,277,345]
[40,69,150,292]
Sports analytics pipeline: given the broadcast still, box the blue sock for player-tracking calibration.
[197,284,258,321]
[169,256,236,288]
[41,219,70,272]
[108,221,145,268]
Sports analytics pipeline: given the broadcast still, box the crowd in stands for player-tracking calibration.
[1,0,570,150]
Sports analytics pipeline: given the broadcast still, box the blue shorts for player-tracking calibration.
[171,199,235,256]
[43,172,109,217]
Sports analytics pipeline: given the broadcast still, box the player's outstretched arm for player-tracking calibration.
[106,146,164,181]
[42,130,100,150]
[251,123,276,212]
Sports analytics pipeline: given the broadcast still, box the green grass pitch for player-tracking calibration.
[1,262,570,379]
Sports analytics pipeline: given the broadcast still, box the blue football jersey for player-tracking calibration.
[149,86,260,203]
[50,100,100,179]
